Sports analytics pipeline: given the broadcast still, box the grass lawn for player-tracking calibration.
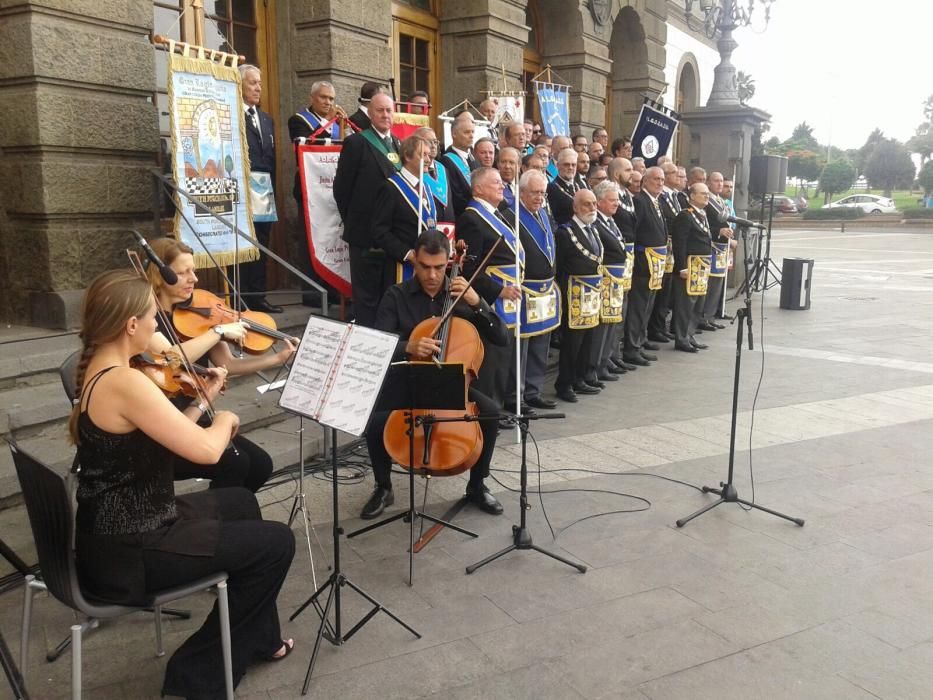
[785,186,924,211]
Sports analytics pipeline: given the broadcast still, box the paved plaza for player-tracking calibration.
[2,225,933,699]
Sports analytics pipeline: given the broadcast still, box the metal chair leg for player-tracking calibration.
[216,582,233,700]
[154,604,164,657]
[20,576,35,673]
[70,624,81,700]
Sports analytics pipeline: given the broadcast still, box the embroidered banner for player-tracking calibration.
[297,143,351,296]
[167,46,257,266]
[630,103,678,168]
[534,82,570,137]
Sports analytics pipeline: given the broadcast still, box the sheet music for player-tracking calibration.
[319,325,397,436]
[279,316,397,436]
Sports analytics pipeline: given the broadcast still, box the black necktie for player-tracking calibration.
[584,224,598,249]
[384,135,394,151]
[247,107,261,143]
[534,211,545,228]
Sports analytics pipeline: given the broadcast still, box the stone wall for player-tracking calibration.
[0,0,159,328]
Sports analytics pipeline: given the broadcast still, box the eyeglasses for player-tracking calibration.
[532,129,542,134]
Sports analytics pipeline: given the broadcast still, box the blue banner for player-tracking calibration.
[630,103,678,167]
[535,82,570,137]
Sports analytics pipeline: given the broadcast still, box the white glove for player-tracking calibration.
[214,321,248,343]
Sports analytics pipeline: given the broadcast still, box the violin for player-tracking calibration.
[131,351,217,400]
[382,241,484,477]
[172,288,296,354]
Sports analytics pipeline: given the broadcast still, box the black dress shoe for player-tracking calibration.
[663,331,677,341]
[607,365,627,375]
[251,299,283,313]
[619,361,638,371]
[623,355,650,367]
[643,342,660,351]
[709,321,726,329]
[640,351,658,362]
[360,486,394,519]
[674,343,699,353]
[697,322,718,332]
[597,372,619,382]
[556,388,578,403]
[584,379,606,390]
[647,334,670,344]
[504,401,536,416]
[694,327,704,334]
[465,484,503,515]
[572,383,600,395]
[690,340,709,350]
[525,396,557,410]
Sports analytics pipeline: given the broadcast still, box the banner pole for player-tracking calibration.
[513,172,523,444]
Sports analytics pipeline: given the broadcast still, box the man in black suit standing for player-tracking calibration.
[546,148,579,225]
[670,182,713,352]
[554,189,604,403]
[333,92,401,326]
[239,64,281,313]
[699,171,734,332]
[647,160,683,343]
[623,166,668,366]
[588,181,627,385]
[348,81,383,132]
[438,111,476,218]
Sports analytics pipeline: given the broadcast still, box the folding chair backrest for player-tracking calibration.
[60,350,80,403]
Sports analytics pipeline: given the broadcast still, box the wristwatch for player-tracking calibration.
[212,325,224,336]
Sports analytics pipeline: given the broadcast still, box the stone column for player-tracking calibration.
[438,0,527,109]
[0,0,159,328]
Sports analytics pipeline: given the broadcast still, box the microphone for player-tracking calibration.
[133,231,178,285]
[726,216,765,230]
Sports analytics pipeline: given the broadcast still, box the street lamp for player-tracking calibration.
[684,0,775,107]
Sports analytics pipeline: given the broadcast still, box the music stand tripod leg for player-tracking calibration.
[466,415,587,575]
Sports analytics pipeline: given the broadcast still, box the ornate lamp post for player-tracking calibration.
[684,0,775,107]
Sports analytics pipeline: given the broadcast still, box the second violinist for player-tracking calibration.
[145,237,297,492]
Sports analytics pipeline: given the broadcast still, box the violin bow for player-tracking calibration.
[429,236,504,336]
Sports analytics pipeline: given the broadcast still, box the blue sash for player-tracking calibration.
[297,109,340,139]
[424,165,449,208]
[520,278,561,336]
[502,183,516,209]
[388,173,437,228]
[710,241,729,276]
[444,151,471,182]
[518,207,555,267]
[546,161,558,182]
[465,201,525,268]
[467,201,525,328]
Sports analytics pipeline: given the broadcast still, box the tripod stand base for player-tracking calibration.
[465,524,587,575]
[291,570,420,695]
[676,482,805,528]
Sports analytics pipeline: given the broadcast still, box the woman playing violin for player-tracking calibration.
[144,237,297,492]
[70,270,295,699]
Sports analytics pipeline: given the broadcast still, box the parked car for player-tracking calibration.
[749,195,798,214]
[825,194,896,214]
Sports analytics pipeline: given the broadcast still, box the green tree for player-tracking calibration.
[907,129,933,164]
[864,139,916,196]
[737,71,755,106]
[819,159,856,204]
[855,128,885,173]
[917,160,933,198]
[790,122,819,150]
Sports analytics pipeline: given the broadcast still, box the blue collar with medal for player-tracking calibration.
[466,200,525,268]
[424,165,449,207]
[389,172,437,228]
[444,150,471,182]
[519,206,555,266]
[546,160,558,182]
[296,108,340,139]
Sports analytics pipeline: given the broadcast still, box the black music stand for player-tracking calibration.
[347,362,478,585]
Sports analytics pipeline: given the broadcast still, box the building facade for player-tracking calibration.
[0,0,717,328]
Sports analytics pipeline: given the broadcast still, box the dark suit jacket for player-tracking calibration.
[501,207,556,280]
[348,107,371,132]
[612,189,637,242]
[556,219,602,279]
[705,195,731,243]
[594,212,626,265]
[632,191,668,277]
[333,130,401,248]
[438,148,475,218]
[671,208,712,271]
[546,177,576,226]
[457,204,519,305]
[371,178,423,264]
[244,107,276,188]
[659,188,682,233]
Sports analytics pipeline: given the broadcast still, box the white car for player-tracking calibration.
[825,194,897,214]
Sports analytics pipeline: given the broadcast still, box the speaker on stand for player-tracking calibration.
[745,155,788,293]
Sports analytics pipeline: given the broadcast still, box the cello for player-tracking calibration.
[382,241,488,477]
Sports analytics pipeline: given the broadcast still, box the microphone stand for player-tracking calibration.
[466,412,587,575]
[675,225,805,529]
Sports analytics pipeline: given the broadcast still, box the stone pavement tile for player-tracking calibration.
[841,521,933,561]
[422,659,587,700]
[564,435,669,468]
[598,425,726,463]
[558,524,687,570]
[844,602,933,651]
[841,641,933,700]
[271,638,496,699]
[532,436,646,471]
[745,541,887,591]
[551,619,739,696]
[670,570,789,614]
[470,587,707,674]
[637,645,880,700]
[692,601,815,648]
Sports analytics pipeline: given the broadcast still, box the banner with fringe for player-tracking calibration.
[167,43,257,267]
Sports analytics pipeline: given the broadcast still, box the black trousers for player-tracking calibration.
[146,489,294,698]
[701,275,725,321]
[240,221,272,304]
[523,332,551,399]
[174,434,273,493]
[349,245,387,328]
[671,275,706,345]
[623,275,656,359]
[647,271,672,336]
[365,386,499,489]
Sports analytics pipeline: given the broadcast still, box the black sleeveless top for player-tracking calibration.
[75,368,178,536]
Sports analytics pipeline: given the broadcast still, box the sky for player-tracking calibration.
[731,0,932,150]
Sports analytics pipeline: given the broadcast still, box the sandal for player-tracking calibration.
[264,638,294,662]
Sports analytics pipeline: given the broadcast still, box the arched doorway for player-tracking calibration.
[675,57,699,164]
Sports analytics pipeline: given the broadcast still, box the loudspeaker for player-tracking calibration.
[749,155,788,194]
[779,257,814,311]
